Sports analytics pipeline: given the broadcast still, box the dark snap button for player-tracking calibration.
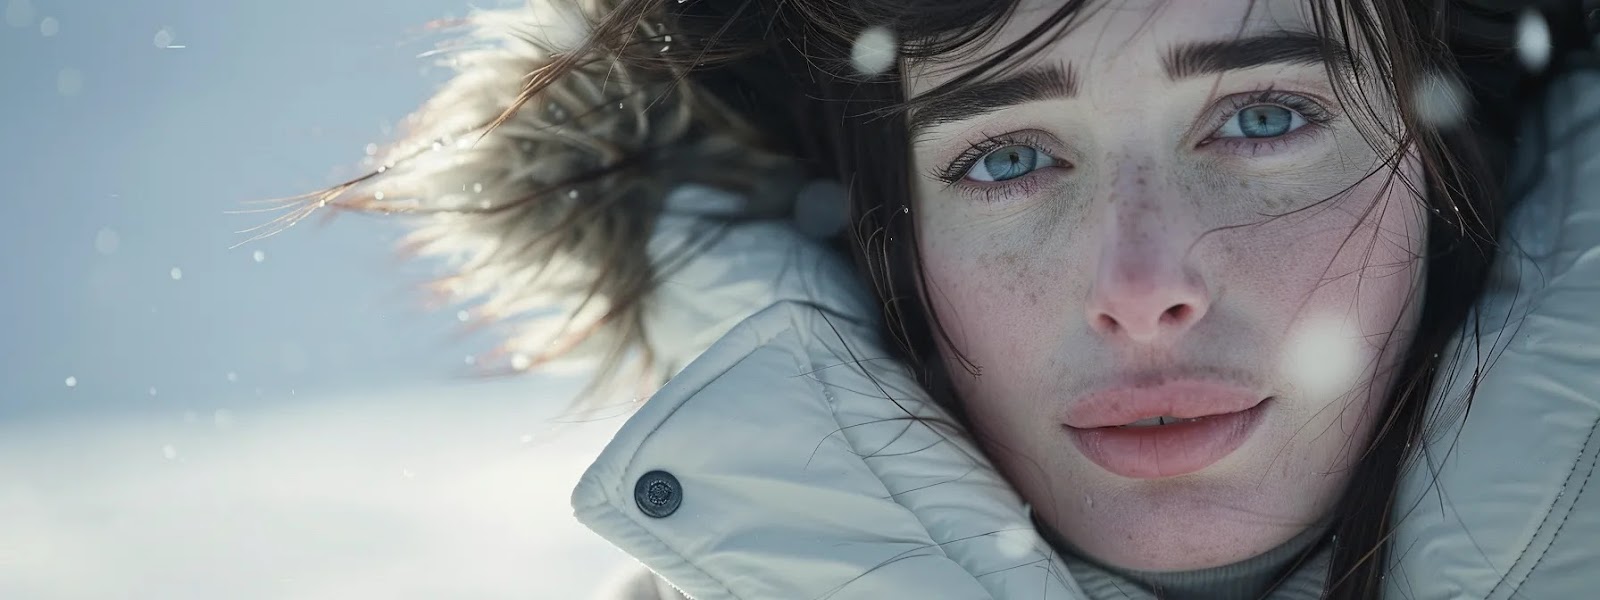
[634,470,682,518]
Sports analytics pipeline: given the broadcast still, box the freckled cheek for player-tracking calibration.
[919,241,1066,368]
[1314,186,1426,333]
[1243,179,1426,444]
[1232,175,1426,319]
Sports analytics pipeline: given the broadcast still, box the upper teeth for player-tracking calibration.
[1123,416,1198,428]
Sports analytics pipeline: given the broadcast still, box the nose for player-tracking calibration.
[1085,211,1211,345]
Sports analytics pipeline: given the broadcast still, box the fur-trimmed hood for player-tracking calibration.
[279,0,831,408]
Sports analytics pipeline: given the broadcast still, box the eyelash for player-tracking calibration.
[1201,89,1337,153]
[930,89,1339,199]
[929,131,1064,187]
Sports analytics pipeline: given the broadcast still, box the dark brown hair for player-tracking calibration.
[278,0,1548,596]
[623,2,1513,596]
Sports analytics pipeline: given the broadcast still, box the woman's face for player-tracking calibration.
[907,0,1427,571]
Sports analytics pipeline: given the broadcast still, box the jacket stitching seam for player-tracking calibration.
[797,309,986,591]
[610,312,800,600]
[1502,415,1600,597]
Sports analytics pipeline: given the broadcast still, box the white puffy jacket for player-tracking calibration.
[568,71,1600,599]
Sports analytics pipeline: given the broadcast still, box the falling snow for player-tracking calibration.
[793,179,849,238]
[1410,70,1469,130]
[64,376,77,387]
[1517,9,1552,74]
[1281,316,1361,404]
[148,387,158,397]
[94,227,120,255]
[162,444,177,460]
[213,409,235,429]
[153,27,175,49]
[850,26,897,76]
[4,0,34,28]
[510,353,532,371]
[169,267,183,281]
[252,250,266,263]
[456,310,470,322]
[38,15,55,36]
[993,526,1037,560]
[226,371,238,383]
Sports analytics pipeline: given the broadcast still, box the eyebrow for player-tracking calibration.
[908,30,1353,136]
[908,63,1078,135]
[1162,30,1354,80]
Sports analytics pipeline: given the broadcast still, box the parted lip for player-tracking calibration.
[1060,378,1268,429]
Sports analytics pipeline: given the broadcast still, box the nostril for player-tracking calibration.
[1096,314,1120,334]
[1161,304,1192,325]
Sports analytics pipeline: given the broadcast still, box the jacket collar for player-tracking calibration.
[570,221,1085,598]
[572,70,1600,596]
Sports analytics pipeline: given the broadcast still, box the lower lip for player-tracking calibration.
[1067,400,1269,479]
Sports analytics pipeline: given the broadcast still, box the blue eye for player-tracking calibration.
[965,145,1056,182]
[1217,105,1307,139]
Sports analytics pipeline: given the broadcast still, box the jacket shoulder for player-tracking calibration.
[571,300,1083,599]
[1389,69,1600,599]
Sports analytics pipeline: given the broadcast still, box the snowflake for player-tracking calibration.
[851,26,897,77]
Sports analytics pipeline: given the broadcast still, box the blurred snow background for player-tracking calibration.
[0,0,636,597]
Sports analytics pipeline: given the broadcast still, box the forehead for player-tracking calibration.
[905,0,1324,96]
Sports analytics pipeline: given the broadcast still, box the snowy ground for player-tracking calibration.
[1,2,647,597]
[0,383,639,599]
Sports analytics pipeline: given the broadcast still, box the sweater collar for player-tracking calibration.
[1031,508,1331,599]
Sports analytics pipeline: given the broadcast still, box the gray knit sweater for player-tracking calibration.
[600,524,1331,600]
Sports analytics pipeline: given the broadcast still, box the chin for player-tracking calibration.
[1025,429,1341,572]
[1049,477,1311,571]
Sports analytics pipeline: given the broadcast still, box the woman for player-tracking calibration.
[276,0,1600,597]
